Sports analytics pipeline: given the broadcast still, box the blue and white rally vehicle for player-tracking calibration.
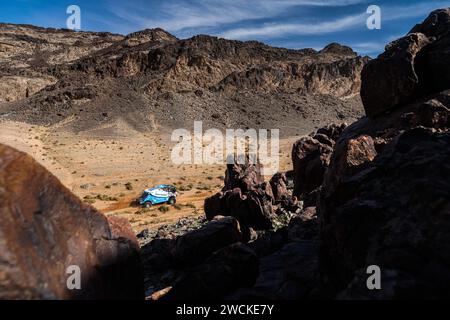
[138,184,177,208]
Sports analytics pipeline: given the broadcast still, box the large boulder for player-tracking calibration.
[269,172,289,202]
[204,187,274,234]
[171,216,242,266]
[291,123,347,200]
[230,241,319,300]
[223,158,263,192]
[291,136,333,198]
[361,9,450,118]
[162,243,259,300]
[319,86,450,298]
[205,158,275,234]
[0,144,142,299]
[361,33,430,117]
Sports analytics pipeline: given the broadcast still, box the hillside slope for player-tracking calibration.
[0,24,369,136]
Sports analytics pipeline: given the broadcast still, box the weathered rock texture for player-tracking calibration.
[204,160,275,235]
[320,9,450,299]
[0,143,142,299]
[291,123,347,201]
[361,8,450,117]
[171,216,242,266]
[0,23,367,136]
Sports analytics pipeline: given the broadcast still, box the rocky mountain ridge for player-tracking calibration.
[0,23,368,136]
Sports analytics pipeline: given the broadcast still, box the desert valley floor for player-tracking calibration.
[0,119,299,232]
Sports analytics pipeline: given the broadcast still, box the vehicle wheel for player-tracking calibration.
[168,197,176,205]
[144,202,152,208]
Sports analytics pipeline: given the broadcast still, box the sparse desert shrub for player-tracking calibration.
[178,184,193,191]
[125,182,133,190]
[159,205,170,213]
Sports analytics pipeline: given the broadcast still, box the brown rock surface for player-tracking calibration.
[171,216,242,266]
[269,172,289,202]
[0,143,142,299]
[319,9,450,298]
[361,8,450,118]
[0,24,367,136]
[162,243,259,300]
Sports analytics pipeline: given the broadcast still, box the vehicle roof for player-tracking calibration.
[144,184,176,192]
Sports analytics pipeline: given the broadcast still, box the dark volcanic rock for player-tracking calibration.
[320,18,450,297]
[361,9,450,118]
[230,241,319,300]
[319,10,450,298]
[223,158,264,192]
[288,207,319,241]
[205,159,275,234]
[291,123,347,200]
[171,216,242,266]
[0,144,142,299]
[361,33,430,117]
[320,128,450,299]
[162,243,259,300]
[292,136,333,198]
[269,172,289,202]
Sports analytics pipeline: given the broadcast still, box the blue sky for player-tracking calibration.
[1,0,450,56]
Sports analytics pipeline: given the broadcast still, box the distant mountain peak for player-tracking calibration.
[126,28,178,43]
[320,42,356,56]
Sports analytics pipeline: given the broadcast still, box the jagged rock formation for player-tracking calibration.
[320,8,450,299]
[0,143,142,299]
[291,123,347,204]
[204,160,276,238]
[171,216,242,266]
[361,8,450,117]
[0,23,368,135]
[145,8,450,301]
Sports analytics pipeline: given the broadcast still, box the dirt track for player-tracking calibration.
[0,119,297,232]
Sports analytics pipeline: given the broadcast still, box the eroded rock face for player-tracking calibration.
[204,159,275,235]
[171,216,242,266]
[319,10,450,297]
[318,10,450,298]
[162,243,259,300]
[223,160,264,193]
[230,241,319,300]
[204,187,274,234]
[291,123,347,200]
[0,144,142,299]
[269,172,289,202]
[361,33,430,117]
[361,8,450,118]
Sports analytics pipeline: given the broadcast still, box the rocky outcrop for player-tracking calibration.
[230,241,319,300]
[361,8,450,117]
[319,9,450,299]
[1,23,367,136]
[138,9,450,301]
[171,216,242,266]
[204,159,275,236]
[223,160,264,192]
[291,123,347,201]
[161,243,259,300]
[269,172,289,202]
[0,144,142,299]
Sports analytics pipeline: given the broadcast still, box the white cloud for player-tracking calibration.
[219,0,450,40]
[219,13,366,39]
[350,41,386,54]
[108,0,368,32]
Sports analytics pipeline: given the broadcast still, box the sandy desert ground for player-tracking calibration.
[0,119,297,233]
